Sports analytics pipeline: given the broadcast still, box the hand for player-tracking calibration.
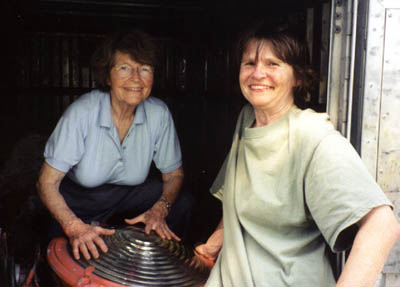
[195,243,220,263]
[125,201,180,241]
[190,245,215,270]
[194,228,223,262]
[65,221,115,260]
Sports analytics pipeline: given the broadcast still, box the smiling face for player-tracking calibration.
[109,51,154,108]
[239,39,299,112]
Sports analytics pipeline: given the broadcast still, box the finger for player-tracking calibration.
[164,225,181,241]
[153,225,167,239]
[72,240,80,260]
[80,243,91,260]
[144,222,154,235]
[93,236,108,254]
[125,214,144,225]
[86,240,100,259]
[97,227,115,236]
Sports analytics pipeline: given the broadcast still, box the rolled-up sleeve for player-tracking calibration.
[304,134,391,252]
[152,107,182,174]
[44,105,87,173]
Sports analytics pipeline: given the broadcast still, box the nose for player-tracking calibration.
[251,63,267,79]
[128,67,141,81]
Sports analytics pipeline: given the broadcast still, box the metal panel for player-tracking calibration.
[378,0,400,8]
[326,0,357,136]
[362,0,400,280]
[378,9,400,199]
[378,7,400,275]
[360,0,385,178]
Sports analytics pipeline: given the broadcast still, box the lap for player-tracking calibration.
[49,176,194,238]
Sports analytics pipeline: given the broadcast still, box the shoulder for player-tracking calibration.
[62,89,105,119]
[237,104,254,128]
[142,97,172,124]
[290,107,337,144]
[143,96,169,112]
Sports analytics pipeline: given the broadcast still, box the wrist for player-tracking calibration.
[158,199,171,213]
[63,218,85,237]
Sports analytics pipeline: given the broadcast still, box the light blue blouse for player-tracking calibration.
[44,90,182,188]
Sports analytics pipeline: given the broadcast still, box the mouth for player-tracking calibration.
[124,87,143,92]
[248,85,274,91]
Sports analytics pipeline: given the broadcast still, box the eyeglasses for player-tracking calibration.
[114,64,154,79]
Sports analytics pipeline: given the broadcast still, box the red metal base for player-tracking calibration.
[47,237,123,287]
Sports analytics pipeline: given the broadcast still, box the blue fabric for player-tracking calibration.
[44,90,182,188]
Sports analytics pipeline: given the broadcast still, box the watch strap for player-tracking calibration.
[159,199,171,212]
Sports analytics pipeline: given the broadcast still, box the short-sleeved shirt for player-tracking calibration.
[44,90,182,188]
[207,105,391,287]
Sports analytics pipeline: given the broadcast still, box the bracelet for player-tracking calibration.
[159,199,171,213]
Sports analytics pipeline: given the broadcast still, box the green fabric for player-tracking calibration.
[207,105,391,287]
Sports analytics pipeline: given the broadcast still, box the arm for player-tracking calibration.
[337,205,400,287]
[36,162,115,260]
[125,167,184,241]
[195,218,224,262]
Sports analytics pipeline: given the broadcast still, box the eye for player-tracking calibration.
[140,66,153,73]
[116,64,132,74]
[242,61,255,66]
[138,65,154,78]
[267,62,279,67]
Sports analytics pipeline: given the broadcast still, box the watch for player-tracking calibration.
[159,199,171,213]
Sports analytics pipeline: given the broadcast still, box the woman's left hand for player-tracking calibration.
[124,201,181,241]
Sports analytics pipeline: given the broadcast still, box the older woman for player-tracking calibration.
[195,22,400,286]
[37,29,192,261]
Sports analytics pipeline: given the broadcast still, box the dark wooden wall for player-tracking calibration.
[1,0,328,242]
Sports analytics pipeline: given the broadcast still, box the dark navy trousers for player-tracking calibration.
[48,176,194,239]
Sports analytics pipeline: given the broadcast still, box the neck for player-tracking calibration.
[110,99,136,123]
[253,100,294,127]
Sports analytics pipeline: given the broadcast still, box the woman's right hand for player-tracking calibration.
[195,241,221,263]
[36,163,115,260]
[65,220,115,260]
[194,228,224,262]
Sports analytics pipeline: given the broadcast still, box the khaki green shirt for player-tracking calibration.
[207,105,391,287]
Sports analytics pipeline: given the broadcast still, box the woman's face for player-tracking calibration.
[108,51,154,108]
[239,39,299,111]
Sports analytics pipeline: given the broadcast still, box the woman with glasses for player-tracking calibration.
[37,29,192,261]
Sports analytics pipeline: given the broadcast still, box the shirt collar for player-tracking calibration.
[98,92,146,127]
[99,92,112,128]
[133,102,145,125]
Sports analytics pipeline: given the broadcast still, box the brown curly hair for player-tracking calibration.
[91,29,159,92]
[235,21,318,108]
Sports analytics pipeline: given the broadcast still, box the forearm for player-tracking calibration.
[207,218,224,245]
[36,163,83,235]
[160,167,184,205]
[337,206,400,287]
[38,183,82,233]
[195,218,224,261]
